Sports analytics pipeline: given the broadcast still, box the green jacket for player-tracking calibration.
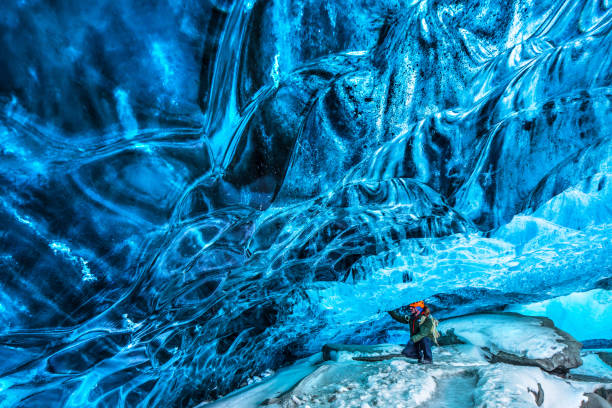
[410,315,437,344]
[388,311,439,344]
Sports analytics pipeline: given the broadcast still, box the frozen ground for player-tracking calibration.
[204,344,609,408]
[204,314,611,408]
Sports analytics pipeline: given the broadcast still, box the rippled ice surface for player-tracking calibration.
[0,0,611,406]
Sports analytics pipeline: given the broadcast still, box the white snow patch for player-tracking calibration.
[475,363,603,408]
[438,314,565,360]
[269,359,440,408]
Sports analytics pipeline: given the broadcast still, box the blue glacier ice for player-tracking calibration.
[0,0,611,406]
[508,289,612,342]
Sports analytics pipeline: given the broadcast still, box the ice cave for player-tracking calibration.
[0,0,611,407]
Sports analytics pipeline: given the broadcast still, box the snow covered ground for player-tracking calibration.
[203,344,609,408]
[202,313,611,408]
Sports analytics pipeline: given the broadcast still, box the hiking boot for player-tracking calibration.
[419,359,433,364]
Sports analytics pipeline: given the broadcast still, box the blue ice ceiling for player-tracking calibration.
[0,0,611,406]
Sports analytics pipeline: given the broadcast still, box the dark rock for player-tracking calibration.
[535,315,583,373]
[352,354,404,362]
[581,392,612,408]
[597,353,612,369]
[528,383,544,406]
[436,328,466,346]
[595,387,612,404]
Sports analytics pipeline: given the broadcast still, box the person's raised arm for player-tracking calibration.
[388,310,410,324]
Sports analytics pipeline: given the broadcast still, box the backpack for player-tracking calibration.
[418,315,441,346]
[431,316,440,346]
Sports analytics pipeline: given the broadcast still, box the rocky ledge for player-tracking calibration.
[437,312,583,373]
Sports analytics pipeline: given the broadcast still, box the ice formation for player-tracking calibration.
[0,0,611,406]
[508,289,612,342]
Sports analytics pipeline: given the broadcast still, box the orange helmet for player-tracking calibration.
[409,301,425,315]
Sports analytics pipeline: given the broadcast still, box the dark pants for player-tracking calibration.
[401,337,433,362]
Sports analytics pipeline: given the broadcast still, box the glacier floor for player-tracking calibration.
[204,345,611,408]
[204,313,612,408]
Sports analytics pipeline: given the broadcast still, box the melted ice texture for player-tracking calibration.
[0,0,611,406]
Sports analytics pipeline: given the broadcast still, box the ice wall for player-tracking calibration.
[0,0,610,406]
[508,289,612,342]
